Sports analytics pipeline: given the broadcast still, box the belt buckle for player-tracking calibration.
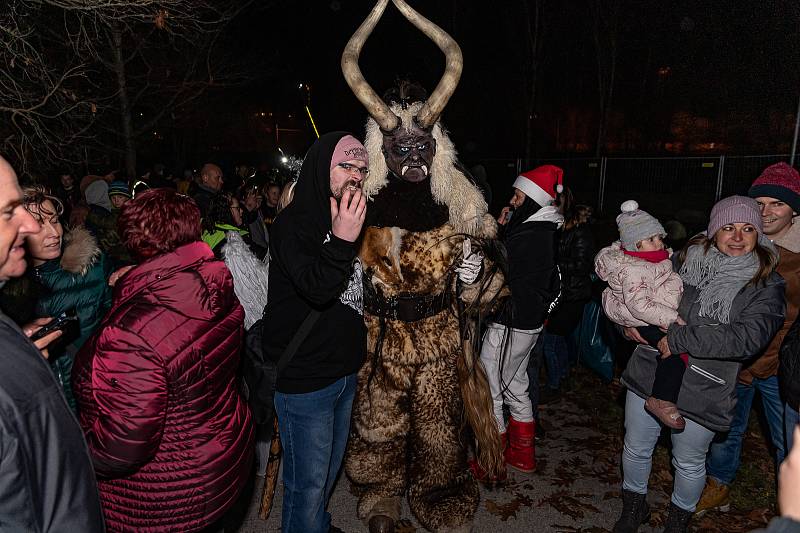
[396,298,418,322]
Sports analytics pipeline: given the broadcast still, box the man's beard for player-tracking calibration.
[332,178,362,199]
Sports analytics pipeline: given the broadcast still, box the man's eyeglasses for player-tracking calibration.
[337,162,369,177]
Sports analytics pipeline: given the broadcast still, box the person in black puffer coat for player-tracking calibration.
[541,201,595,402]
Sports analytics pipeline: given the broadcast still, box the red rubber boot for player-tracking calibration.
[505,418,536,473]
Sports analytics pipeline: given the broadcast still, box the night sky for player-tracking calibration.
[167,0,799,167]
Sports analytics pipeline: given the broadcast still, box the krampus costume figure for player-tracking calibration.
[342,1,506,532]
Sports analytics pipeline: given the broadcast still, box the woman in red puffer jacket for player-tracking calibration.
[73,188,254,532]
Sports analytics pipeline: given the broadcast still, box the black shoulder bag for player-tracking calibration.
[242,310,321,442]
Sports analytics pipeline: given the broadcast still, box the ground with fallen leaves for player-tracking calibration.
[238,365,777,532]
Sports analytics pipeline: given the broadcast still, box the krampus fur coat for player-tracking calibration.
[344,101,506,532]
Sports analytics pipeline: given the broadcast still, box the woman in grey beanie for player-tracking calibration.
[595,200,686,430]
[613,195,785,533]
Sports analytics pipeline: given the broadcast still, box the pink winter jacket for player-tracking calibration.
[73,241,254,532]
[594,242,683,329]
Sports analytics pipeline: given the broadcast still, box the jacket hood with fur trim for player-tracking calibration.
[59,226,102,276]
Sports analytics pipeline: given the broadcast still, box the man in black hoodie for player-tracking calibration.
[263,132,368,533]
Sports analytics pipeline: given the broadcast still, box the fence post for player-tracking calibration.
[791,94,800,166]
[598,157,607,212]
[715,155,726,201]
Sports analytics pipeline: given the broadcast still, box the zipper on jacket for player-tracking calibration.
[689,364,726,385]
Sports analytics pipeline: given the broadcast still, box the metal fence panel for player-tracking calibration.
[536,157,602,209]
[721,155,795,198]
[602,157,719,218]
[470,154,798,222]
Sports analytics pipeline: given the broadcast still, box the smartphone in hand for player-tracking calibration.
[30,311,78,341]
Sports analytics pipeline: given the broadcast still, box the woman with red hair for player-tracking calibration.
[72,188,254,532]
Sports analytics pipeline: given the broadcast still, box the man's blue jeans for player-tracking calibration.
[542,332,569,390]
[622,391,715,511]
[785,403,800,454]
[274,374,357,533]
[707,376,785,485]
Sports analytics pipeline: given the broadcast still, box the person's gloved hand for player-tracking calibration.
[456,238,483,284]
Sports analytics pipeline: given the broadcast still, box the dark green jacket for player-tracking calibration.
[34,227,113,411]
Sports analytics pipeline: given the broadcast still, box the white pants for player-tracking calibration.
[479,323,541,433]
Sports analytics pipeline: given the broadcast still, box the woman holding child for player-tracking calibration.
[608,196,785,533]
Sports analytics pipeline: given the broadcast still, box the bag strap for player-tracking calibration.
[276,309,321,375]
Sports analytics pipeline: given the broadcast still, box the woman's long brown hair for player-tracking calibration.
[21,186,64,222]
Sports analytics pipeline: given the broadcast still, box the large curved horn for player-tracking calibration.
[392,0,463,129]
[341,0,399,132]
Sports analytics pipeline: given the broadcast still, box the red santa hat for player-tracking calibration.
[513,165,564,207]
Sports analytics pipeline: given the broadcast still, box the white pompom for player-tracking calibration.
[556,183,564,194]
[620,200,639,213]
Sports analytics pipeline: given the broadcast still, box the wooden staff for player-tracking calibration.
[259,417,282,519]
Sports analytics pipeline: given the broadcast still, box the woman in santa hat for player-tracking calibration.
[474,164,567,479]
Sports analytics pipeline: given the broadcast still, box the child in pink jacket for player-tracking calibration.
[595,200,686,429]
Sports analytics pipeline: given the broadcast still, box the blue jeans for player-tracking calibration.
[274,374,357,533]
[706,376,785,485]
[542,332,569,390]
[786,403,800,455]
[622,391,715,512]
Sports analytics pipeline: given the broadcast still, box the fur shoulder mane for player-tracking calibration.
[363,102,491,235]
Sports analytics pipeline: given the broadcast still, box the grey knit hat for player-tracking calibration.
[707,195,763,238]
[616,200,666,251]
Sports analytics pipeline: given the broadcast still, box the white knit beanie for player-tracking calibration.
[616,200,666,250]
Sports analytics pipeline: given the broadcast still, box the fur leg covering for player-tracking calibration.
[345,357,409,521]
[407,355,479,531]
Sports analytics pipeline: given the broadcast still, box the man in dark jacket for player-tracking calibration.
[192,163,224,217]
[0,156,105,532]
[263,132,367,533]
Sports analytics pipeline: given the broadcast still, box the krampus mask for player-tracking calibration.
[341,0,488,233]
[380,82,435,183]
